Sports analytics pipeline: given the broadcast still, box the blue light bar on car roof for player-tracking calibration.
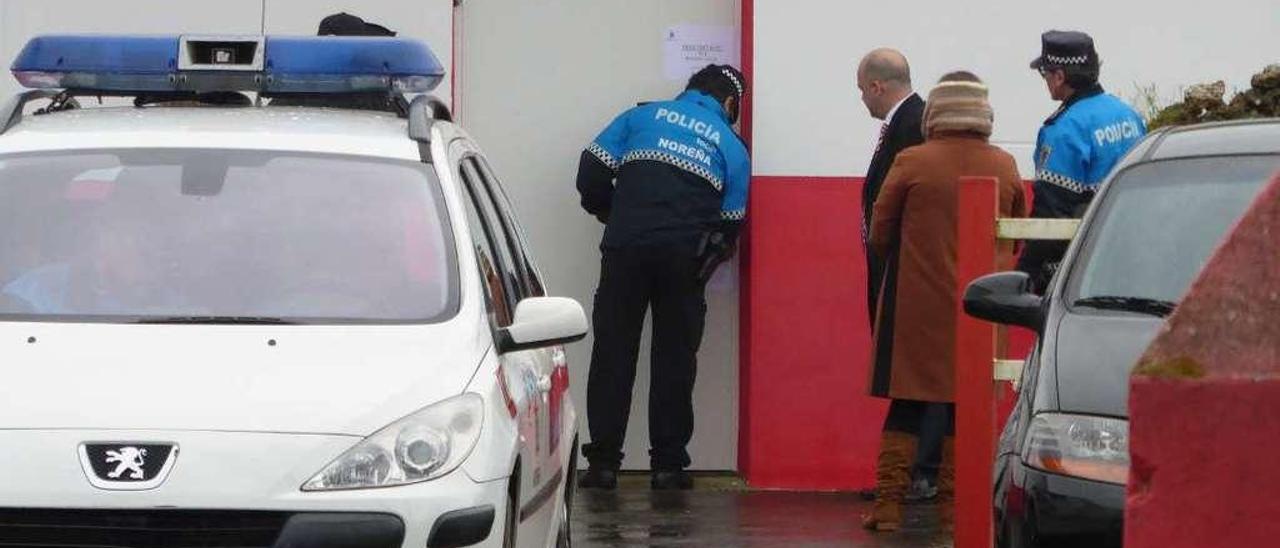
[9,34,445,94]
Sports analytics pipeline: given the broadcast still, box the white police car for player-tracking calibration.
[0,35,585,548]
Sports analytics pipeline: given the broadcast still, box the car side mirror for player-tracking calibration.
[963,271,1044,331]
[496,297,589,353]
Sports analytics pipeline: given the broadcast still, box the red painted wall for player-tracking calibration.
[741,176,887,489]
[739,173,1030,489]
[1126,175,1280,548]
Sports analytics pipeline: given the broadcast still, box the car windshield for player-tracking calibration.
[1067,155,1278,311]
[0,149,456,323]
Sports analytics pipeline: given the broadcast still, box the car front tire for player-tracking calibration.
[503,466,519,548]
[556,440,578,548]
[554,497,571,548]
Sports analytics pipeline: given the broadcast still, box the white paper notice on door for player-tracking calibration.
[663,24,740,82]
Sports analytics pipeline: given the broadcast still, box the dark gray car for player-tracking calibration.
[965,119,1280,548]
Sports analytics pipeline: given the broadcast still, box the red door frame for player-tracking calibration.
[737,0,755,478]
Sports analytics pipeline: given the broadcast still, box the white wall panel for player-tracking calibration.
[459,0,742,471]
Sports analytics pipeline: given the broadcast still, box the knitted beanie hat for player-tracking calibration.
[923,74,993,137]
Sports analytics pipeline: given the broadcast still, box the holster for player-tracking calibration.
[696,231,735,282]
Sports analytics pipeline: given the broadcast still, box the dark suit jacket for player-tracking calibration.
[862,93,925,325]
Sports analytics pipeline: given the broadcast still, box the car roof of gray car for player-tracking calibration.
[1146,118,1280,161]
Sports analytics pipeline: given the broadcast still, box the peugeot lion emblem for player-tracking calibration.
[79,442,179,491]
[105,447,148,479]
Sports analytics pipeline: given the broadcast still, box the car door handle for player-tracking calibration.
[536,374,552,393]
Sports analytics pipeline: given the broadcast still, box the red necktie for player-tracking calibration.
[874,123,889,154]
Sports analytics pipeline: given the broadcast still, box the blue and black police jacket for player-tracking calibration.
[1031,85,1147,218]
[576,90,750,254]
[1018,85,1147,288]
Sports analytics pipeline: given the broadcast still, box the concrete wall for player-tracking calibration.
[0,1,452,106]
[458,0,742,471]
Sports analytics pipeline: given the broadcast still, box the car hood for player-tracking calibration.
[0,321,487,436]
[1053,311,1164,417]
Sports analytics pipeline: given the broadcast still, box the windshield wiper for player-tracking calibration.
[1072,296,1177,317]
[134,316,299,325]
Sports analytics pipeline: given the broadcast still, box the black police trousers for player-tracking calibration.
[581,245,707,471]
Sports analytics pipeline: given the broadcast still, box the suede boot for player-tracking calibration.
[861,430,918,532]
[937,436,956,532]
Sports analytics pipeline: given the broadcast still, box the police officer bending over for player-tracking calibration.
[576,64,749,490]
[1019,31,1146,292]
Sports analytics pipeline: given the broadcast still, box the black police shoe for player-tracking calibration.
[578,468,618,490]
[650,470,694,490]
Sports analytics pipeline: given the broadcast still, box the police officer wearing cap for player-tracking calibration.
[575,64,750,490]
[1019,31,1146,292]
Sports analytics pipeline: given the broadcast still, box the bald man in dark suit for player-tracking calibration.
[856,48,925,326]
[855,48,937,503]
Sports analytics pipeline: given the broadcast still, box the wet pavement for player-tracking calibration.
[571,475,951,547]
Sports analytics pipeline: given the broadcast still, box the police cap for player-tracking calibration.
[318,12,397,37]
[1030,30,1099,70]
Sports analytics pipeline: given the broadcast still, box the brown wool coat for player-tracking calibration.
[868,132,1027,402]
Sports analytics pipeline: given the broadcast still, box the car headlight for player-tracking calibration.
[302,393,484,491]
[1023,413,1128,485]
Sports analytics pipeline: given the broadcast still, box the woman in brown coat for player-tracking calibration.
[863,71,1027,532]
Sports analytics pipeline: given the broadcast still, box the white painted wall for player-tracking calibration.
[753,0,1280,178]
[458,0,742,471]
[1,1,453,106]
